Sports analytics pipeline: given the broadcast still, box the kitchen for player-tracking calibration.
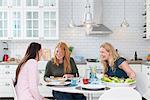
[0,0,150,100]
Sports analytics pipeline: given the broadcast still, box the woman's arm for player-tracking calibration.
[70,57,79,77]
[120,61,136,79]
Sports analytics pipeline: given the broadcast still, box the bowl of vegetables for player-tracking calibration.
[101,76,136,87]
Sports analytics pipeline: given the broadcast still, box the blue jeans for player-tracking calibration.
[52,91,86,100]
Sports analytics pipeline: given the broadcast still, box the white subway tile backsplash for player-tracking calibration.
[0,0,149,60]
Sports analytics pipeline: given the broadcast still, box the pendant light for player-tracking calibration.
[121,0,129,27]
[68,0,76,28]
[84,0,94,32]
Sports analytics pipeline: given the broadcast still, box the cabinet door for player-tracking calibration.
[26,0,39,7]
[43,0,56,7]
[0,11,9,39]
[25,11,40,39]
[10,11,23,39]
[129,64,146,95]
[129,64,142,74]
[42,10,58,40]
[136,64,150,96]
[0,0,9,7]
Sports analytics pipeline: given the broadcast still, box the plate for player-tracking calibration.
[105,82,129,87]
[45,77,67,82]
[47,81,71,86]
[80,84,105,90]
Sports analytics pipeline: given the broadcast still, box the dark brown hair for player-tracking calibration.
[14,42,41,86]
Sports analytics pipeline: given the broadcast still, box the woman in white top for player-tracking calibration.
[15,42,46,100]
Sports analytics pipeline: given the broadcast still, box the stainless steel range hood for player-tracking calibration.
[89,24,112,35]
[88,0,112,35]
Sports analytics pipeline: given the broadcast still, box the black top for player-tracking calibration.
[106,57,128,78]
[44,57,79,79]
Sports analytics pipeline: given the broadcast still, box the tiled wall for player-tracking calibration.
[1,0,150,60]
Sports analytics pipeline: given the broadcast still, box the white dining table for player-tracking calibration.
[44,81,109,100]
[44,81,136,100]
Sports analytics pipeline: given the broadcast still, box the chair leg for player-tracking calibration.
[142,97,147,100]
[44,97,56,100]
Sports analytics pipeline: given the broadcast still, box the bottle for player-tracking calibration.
[134,51,137,61]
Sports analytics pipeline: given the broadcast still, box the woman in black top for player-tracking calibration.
[44,42,86,100]
[100,42,136,79]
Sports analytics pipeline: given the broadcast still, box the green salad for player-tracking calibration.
[101,76,136,84]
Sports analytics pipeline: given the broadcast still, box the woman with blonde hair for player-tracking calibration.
[100,42,135,79]
[44,42,86,100]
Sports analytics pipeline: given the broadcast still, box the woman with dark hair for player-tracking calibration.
[44,42,86,100]
[15,42,45,100]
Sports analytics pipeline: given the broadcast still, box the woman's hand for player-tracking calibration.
[63,74,74,78]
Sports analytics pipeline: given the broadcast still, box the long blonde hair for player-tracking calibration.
[53,42,71,73]
[100,42,119,74]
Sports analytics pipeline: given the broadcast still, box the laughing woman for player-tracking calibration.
[99,42,136,79]
[15,42,45,100]
[44,42,86,100]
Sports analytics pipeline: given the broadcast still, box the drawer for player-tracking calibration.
[0,74,15,79]
[0,85,13,92]
[0,65,17,70]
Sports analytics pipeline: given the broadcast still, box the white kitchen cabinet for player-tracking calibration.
[0,0,59,40]
[0,65,17,98]
[132,64,150,100]
[129,64,145,94]
[0,62,54,99]
[140,64,150,100]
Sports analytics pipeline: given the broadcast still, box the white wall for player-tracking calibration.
[1,0,150,60]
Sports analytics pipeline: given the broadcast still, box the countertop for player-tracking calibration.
[0,61,19,65]
[0,60,150,66]
[128,60,150,65]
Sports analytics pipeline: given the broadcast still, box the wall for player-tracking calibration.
[1,0,150,60]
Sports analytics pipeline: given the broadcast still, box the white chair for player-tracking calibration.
[99,87,142,100]
[11,79,17,100]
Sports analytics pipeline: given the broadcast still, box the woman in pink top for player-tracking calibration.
[15,42,45,100]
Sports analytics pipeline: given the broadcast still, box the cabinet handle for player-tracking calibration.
[5,65,10,68]
[5,71,10,74]
[39,70,42,73]
[39,83,43,86]
[5,83,10,86]
[39,6,43,8]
